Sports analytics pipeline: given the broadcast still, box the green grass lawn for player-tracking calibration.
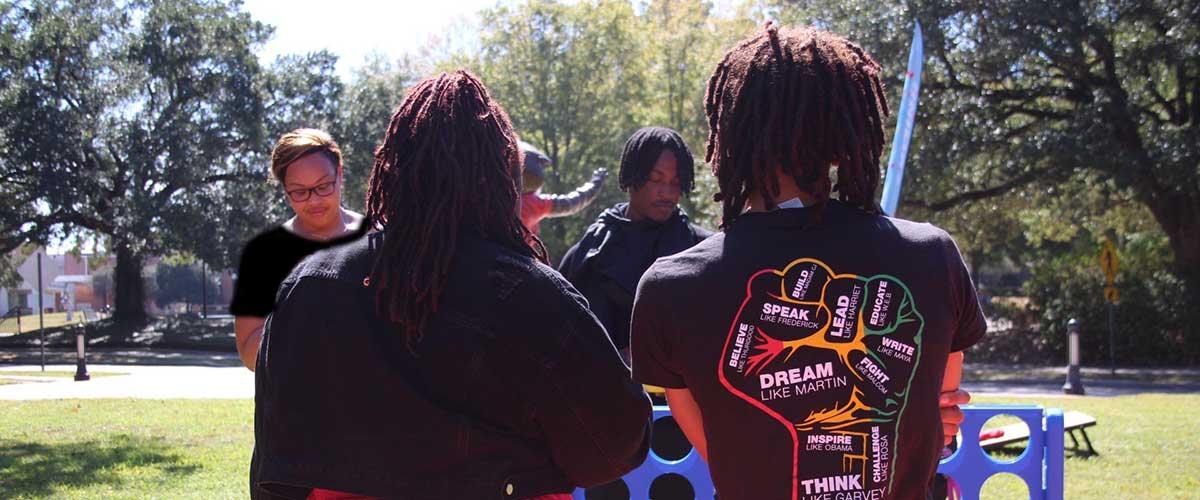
[0,395,1197,498]
[0,312,86,334]
[972,394,1200,499]
[0,400,252,499]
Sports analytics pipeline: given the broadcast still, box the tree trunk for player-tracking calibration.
[113,242,147,326]
[1144,191,1200,297]
[1098,79,1200,298]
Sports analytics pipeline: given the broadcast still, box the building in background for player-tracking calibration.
[3,246,236,320]
[1,247,110,317]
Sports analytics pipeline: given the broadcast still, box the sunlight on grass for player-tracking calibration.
[0,313,89,333]
[977,473,1030,499]
[0,395,1197,498]
[970,394,1200,499]
[0,400,253,499]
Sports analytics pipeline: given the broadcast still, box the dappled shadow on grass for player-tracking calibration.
[0,316,235,351]
[0,434,200,497]
[0,348,242,366]
[986,444,1028,462]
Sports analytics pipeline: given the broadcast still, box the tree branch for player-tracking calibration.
[151,171,260,208]
[1191,77,1199,126]
[1002,120,1040,141]
[1086,24,1165,197]
[105,142,129,199]
[901,165,1060,212]
[60,209,113,234]
[1001,105,1072,121]
[936,49,966,90]
[1146,75,1181,124]
[1134,104,1169,126]
[1175,64,1192,126]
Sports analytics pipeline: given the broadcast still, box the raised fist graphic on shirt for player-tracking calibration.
[719,258,925,498]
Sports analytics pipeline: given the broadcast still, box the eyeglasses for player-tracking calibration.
[285,181,337,202]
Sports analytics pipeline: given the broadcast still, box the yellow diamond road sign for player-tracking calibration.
[1100,239,1119,283]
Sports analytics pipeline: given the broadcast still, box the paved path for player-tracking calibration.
[2,353,1197,400]
[963,363,1200,397]
[0,363,253,400]
[962,378,1200,397]
[0,347,241,367]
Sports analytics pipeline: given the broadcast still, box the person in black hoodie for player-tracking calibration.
[252,70,650,500]
[559,127,711,364]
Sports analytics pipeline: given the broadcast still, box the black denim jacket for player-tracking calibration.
[252,232,651,499]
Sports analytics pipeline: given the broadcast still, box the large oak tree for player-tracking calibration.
[0,0,337,324]
[776,0,1199,293]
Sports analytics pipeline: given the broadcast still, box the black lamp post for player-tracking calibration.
[1062,318,1083,395]
[73,328,90,381]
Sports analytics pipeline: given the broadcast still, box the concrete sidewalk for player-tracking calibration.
[2,355,1196,400]
[0,347,242,367]
[0,364,253,400]
[962,378,1200,397]
[963,363,1200,397]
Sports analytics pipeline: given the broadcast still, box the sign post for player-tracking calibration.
[201,261,208,319]
[37,252,45,372]
[1100,237,1119,375]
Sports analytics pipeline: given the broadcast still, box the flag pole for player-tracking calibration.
[879,22,925,217]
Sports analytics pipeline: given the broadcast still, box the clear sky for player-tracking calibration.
[241,0,500,78]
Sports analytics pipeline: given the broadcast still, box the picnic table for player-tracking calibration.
[980,410,1098,456]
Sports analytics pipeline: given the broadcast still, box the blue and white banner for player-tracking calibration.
[879,22,924,217]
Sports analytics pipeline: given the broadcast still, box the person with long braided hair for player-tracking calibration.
[252,70,650,500]
[630,24,984,500]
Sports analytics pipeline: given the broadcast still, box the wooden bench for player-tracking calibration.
[980,410,1097,456]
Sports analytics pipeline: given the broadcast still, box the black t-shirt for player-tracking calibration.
[631,201,986,500]
[230,223,370,317]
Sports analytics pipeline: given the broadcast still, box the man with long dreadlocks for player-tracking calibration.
[251,70,650,500]
[559,126,711,365]
[630,25,984,500]
[518,140,607,236]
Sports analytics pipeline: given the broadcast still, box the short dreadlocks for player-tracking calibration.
[704,23,890,227]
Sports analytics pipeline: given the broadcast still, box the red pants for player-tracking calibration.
[309,488,572,500]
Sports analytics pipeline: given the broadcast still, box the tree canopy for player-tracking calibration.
[774,0,1198,290]
[2,0,1195,359]
[0,0,340,323]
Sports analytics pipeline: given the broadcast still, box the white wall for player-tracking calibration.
[12,250,62,312]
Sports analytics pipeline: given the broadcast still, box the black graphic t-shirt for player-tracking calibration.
[230,223,370,317]
[631,201,986,500]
